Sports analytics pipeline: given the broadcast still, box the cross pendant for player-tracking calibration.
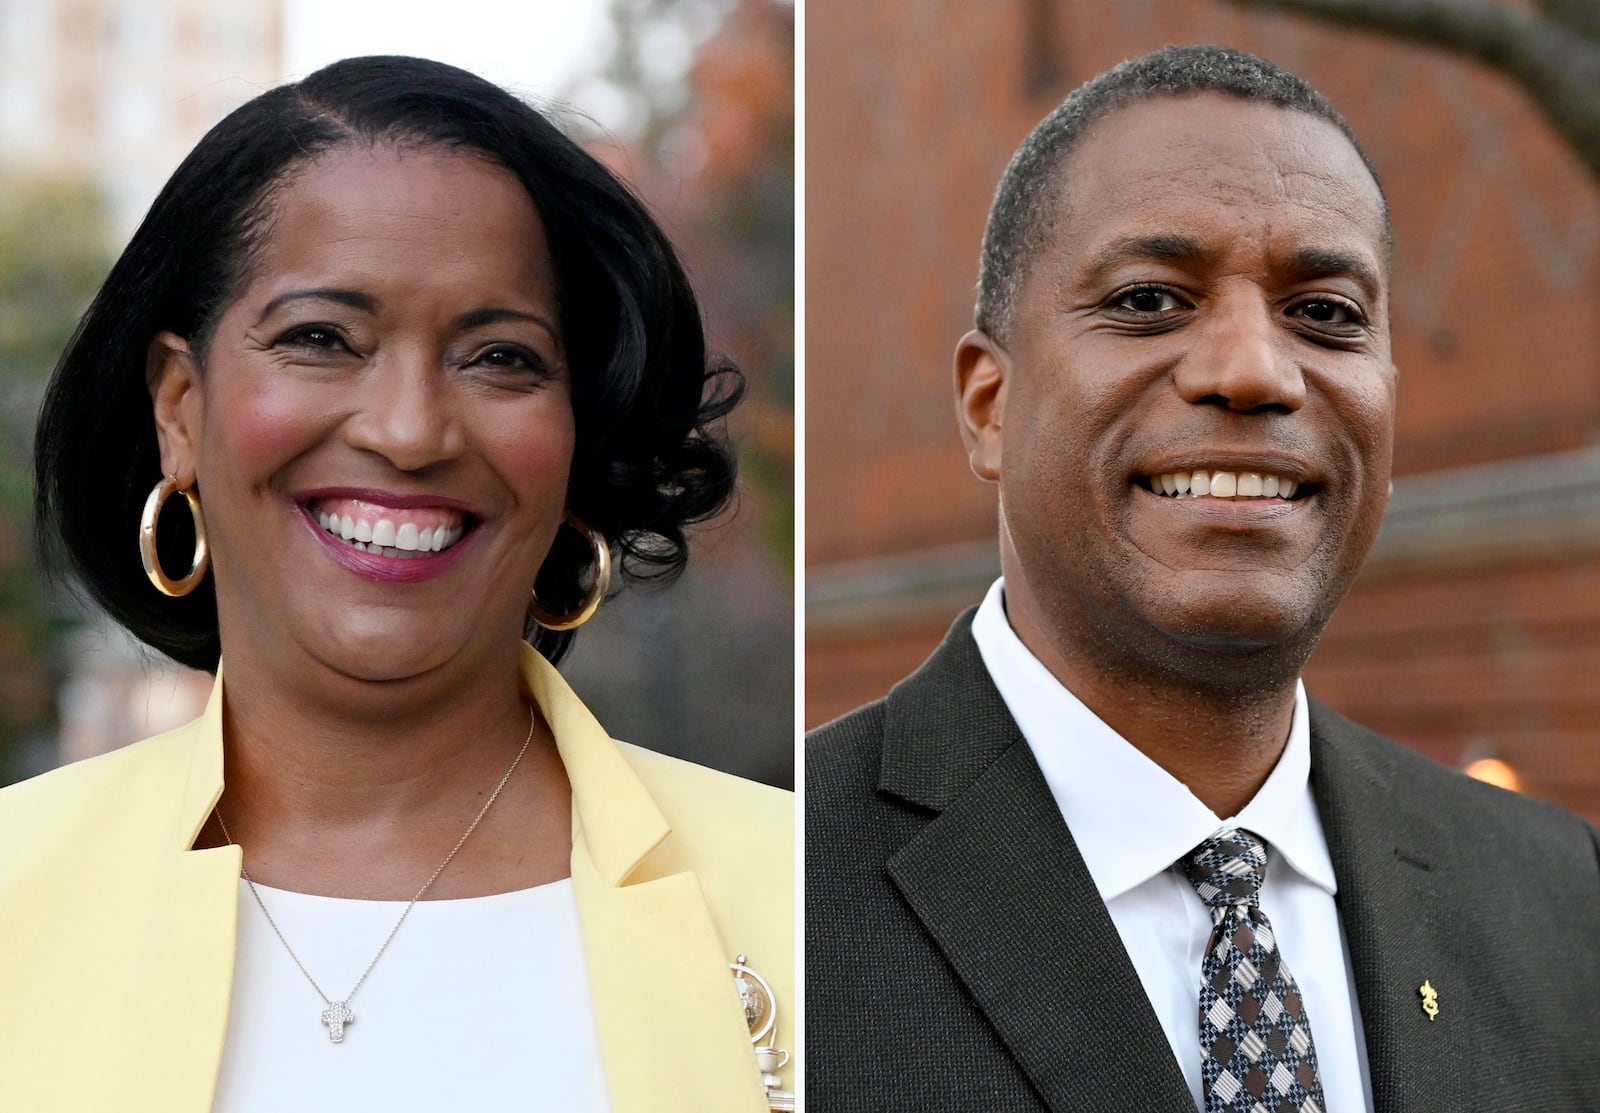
[320,1001,353,1043]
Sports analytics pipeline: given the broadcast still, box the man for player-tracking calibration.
[806,45,1600,1113]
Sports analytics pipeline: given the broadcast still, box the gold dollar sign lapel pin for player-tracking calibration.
[1419,979,1440,1021]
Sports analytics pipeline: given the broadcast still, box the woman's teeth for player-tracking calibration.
[314,510,465,557]
[1148,470,1301,499]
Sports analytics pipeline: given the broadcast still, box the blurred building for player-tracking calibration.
[0,0,281,781]
[54,620,211,767]
[0,0,284,236]
[805,0,1600,822]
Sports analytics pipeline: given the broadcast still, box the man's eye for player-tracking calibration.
[1291,299,1360,325]
[1112,287,1183,313]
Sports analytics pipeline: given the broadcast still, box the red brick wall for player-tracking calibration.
[1309,559,1600,813]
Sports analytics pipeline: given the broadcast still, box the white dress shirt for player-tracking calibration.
[971,580,1374,1112]
[213,877,610,1112]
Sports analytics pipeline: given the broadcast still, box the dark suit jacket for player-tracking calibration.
[806,611,1600,1111]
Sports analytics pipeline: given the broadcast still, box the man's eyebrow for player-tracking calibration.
[255,288,377,326]
[1079,235,1207,285]
[1285,247,1382,300]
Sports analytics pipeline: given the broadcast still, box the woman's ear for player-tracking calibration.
[148,331,204,486]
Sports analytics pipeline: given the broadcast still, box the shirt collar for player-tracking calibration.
[970,579,1336,901]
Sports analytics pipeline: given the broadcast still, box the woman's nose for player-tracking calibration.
[343,352,467,471]
[1173,296,1307,415]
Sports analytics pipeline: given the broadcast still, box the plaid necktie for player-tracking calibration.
[1181,829,1326,1113]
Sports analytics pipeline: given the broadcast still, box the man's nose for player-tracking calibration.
[344,351,466,471]
[1173,294,1306,414]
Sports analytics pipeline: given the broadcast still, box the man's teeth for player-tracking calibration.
[315,510,464,556]
[1149,470,1300,499]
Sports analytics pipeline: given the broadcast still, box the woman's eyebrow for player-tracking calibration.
[251,293,558,338]
[254,287,378,326]
[453,306,559,336]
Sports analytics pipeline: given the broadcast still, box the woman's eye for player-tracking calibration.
[472,345,547,374]
[278,324,347,350]
[1111,287,1184,313]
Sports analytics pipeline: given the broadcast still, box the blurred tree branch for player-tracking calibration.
[557,1,794,786]
[586,0,793,565]
[1226,0,1600,180]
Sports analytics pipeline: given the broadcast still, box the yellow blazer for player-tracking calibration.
[0,645,794,1112]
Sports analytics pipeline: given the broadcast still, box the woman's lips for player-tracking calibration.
[309,497,467,555]
[299,503,477,583]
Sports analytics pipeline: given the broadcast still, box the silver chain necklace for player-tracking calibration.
[214,708,536,1044]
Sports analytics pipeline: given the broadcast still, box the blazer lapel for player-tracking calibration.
[880,619,1193,1112]
[529,648,766,1113]
[18,652,767,1112]
[101,670,240,1113]
[1311,703,1470,1112]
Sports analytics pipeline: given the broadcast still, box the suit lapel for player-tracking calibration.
[530,648,766,1113]
[880,618,1193,1112]
[1311,702,1470,1111]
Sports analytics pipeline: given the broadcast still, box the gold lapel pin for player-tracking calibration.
[1419,979,1440,1021]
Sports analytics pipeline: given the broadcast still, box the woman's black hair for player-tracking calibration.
[34,55,742,670]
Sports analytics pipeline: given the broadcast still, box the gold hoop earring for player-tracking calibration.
[139,475,210,597]
[528,517,611,631]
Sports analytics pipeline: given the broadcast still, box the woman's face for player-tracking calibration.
[151,143,575,684]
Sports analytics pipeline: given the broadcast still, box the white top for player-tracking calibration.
[971,580,1375,1113]
[212,877,610,1112]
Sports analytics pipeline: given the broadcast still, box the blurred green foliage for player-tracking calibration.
[0,178,112,784]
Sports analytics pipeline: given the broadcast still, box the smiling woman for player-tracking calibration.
[147,146,583,683]
[1,56,791,1113]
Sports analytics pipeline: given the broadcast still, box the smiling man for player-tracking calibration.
[805,46,1600,1113]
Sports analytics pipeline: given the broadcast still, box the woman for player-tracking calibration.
[0,56,792,1112]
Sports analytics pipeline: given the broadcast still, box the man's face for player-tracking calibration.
[960,93,1395,684]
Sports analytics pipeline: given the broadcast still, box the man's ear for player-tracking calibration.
[148,331,203,486]
[955,329,1009,482]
